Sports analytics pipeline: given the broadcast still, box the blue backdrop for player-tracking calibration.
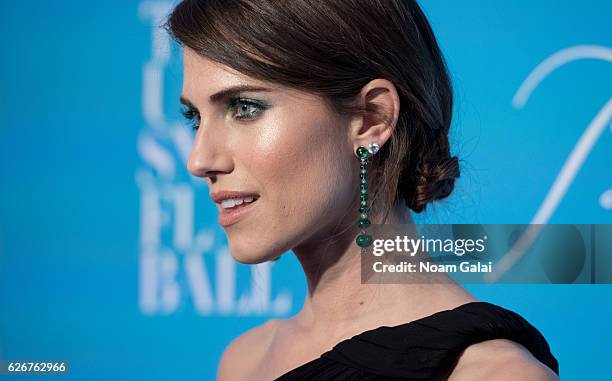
[0,1,610,380]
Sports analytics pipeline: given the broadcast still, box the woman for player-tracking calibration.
[165,0,560,380]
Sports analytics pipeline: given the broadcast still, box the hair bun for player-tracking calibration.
[408,156,460,213]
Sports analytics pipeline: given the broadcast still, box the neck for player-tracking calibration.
[291,201,476,335]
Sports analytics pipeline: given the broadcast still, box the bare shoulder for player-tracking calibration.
[448,339,559,381]
[217,319,280,381]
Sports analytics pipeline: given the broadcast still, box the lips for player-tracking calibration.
[210,190,260,227]
[217,198,258,227]
[210,190,259,204]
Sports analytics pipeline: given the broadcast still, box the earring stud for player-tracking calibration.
[367,143,380,155]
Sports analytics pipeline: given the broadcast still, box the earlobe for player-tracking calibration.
[350,78,400,151]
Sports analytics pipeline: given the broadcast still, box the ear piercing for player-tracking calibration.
[355,143,379,248]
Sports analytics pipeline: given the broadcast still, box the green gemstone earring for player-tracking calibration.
[355,143,379,248]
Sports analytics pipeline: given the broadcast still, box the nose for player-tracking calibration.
[187,124,233,183]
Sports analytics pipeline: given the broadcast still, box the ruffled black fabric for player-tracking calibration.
[274,302,559,380]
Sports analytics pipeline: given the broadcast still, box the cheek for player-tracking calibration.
[246,115,355,231]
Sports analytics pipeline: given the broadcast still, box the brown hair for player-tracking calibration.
[165,0,459,222]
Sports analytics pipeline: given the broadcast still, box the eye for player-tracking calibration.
[180,105,200,131]
[228,98,268,121]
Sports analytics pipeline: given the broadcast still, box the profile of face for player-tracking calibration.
[182,47,361,264]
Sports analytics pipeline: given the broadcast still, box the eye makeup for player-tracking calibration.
[180,96,271,131]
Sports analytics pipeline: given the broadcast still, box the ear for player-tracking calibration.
[349,78,400,153]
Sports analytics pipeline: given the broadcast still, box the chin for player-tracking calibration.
[226,237,283,264]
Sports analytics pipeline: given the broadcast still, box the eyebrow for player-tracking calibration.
[180,85,273,108]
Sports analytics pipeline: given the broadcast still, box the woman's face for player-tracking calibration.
[182,47,358,263]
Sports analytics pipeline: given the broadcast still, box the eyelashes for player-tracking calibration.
[180,97,269,131]
[180,105,200,131]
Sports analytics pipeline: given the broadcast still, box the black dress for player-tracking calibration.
[274,301,559,380]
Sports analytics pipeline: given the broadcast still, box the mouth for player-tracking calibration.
[215,194,260,227]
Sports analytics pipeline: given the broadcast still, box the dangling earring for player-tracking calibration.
[355,143,379,248]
